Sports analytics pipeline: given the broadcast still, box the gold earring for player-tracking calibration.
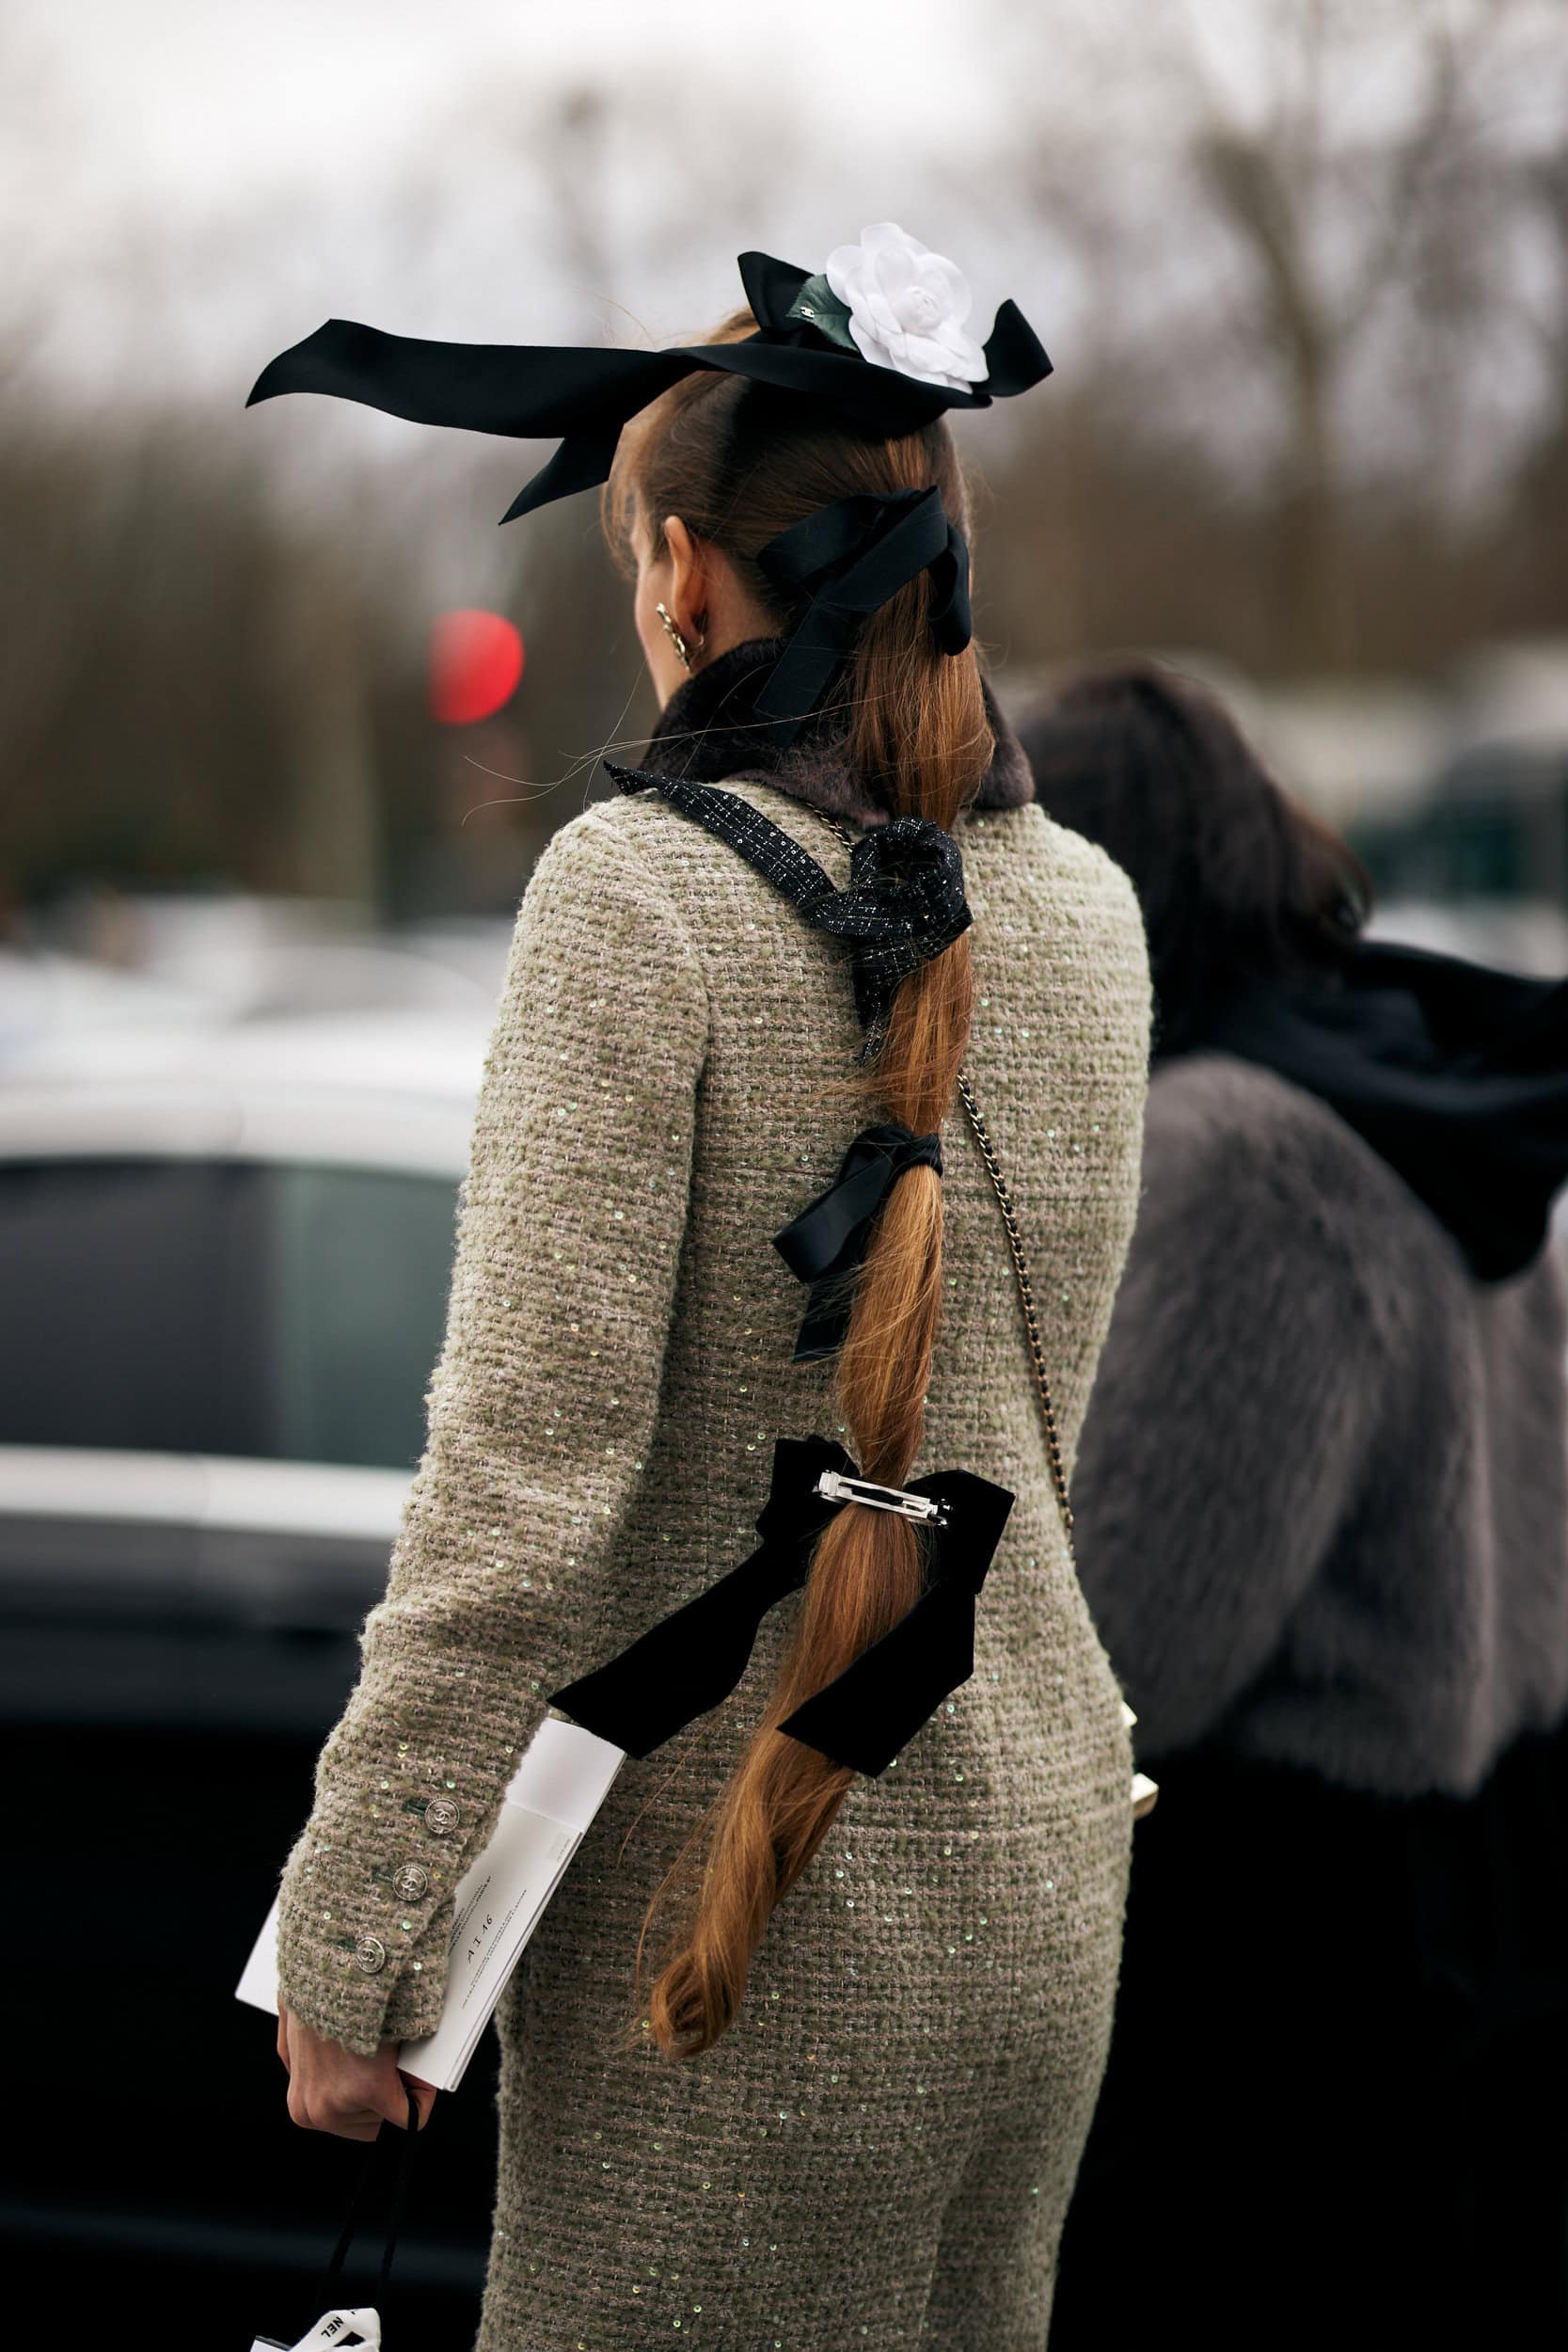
[655,601,691,670]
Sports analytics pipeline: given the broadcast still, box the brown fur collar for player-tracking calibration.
[634,637,1033,829]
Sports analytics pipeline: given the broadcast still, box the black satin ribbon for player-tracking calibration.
[550,1436,1014,1774]
[752,488,972,747]
[245,247,1053,525]
[549,1437,852,1757]
[780,1468,1015,1776]
[606,768,972,1047]
[774,1121,944,1361]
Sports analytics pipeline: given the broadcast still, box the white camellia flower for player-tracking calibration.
[823,223,989,392]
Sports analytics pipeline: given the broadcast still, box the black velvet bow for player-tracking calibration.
[752,488,972,747]
[246,247,1052,526]
[550,1436,1014,1775]
[779,1467,1015,1776]
[774,1121,943,1361]
[549,1437,850,1758]
[606,770,972,1047]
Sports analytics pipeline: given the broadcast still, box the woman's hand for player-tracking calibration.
[277,2001,436,2142]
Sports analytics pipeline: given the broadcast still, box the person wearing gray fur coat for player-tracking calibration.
[1025,663,1568,2352]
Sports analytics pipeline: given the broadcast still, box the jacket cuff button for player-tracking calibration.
[423,1796,461,1836]
[354,1933,388,1975]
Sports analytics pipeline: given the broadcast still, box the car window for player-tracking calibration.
[265,1164,456,1470]
[0,1159,456,1470]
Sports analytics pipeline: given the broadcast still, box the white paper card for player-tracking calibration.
[238,1717,623,2091]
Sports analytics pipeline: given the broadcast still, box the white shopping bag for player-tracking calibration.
[251,2087,420,2351]
[252,2309,381,2349]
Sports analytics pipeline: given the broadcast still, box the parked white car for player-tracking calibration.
[0,1009,487,1725]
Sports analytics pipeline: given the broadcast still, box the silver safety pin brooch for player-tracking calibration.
[816,1469,951,1526]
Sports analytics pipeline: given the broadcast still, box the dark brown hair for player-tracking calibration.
[603,315,990,2057]
[1021,661,1371,1054]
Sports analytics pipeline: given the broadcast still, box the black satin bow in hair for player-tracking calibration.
[774,1122,943,1362]
[780,1468,1015,1776]
[246,249,1052,527]
[550,1434,1015,1774]
[752,487,972,747]
[606,770,973,1047]
[550,1437,852,1757]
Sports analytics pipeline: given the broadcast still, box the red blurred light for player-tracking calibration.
[430,609,524,724]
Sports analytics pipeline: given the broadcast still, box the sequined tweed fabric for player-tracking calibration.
[275,781,1151,2349]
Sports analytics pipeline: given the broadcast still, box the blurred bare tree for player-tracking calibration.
[1192,1,1467,665]
[1497,136,1568,628]
[979,0,1568,676]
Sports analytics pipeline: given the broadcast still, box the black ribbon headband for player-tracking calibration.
[551,1436,1014,1776]
[245,241,1051,525]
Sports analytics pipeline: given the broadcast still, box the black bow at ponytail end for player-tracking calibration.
[779,1468,1015,1775]
[549,1437,854,1756]
[548,1438,1013,1776]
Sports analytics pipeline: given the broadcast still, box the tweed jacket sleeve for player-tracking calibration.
[273,812,709,2053]
[1071,1056,1393,1763]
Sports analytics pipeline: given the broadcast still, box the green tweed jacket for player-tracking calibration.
[275,779,1150,2349]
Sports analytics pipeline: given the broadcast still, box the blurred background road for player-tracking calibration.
[1,0,1565,2337]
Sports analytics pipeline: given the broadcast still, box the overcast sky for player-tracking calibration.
[6,0,1069,400]
[8,0,1016,214]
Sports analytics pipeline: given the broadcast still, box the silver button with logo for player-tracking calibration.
[354,1932,387,1975]
[423,1794,460,1837]
[392,1861,430,1902]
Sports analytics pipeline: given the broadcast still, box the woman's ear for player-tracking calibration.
[656,514,775,672]
[662,516,709,651]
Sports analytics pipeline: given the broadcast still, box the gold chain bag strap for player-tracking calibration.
[954,1072,1074,1553]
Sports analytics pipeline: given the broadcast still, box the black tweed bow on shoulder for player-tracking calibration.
[819,815,973,1032]
[608,768,971,1044]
